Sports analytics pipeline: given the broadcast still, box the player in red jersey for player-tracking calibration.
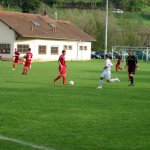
[115,50,123,72]
[12,49,20,70]
[22,48,33,75]
[54,50,67,85]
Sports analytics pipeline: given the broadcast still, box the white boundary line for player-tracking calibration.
[0,135,55,150]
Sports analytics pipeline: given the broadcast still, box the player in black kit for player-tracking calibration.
[126,50,138,86]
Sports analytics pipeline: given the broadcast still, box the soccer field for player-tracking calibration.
[0,60,150,150]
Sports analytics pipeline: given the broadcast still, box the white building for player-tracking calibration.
[0,11,95,61]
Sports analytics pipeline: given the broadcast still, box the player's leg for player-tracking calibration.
[97,77,103,89]
[130,74,134,85]
[115,64,118,72]
[109,78,120,82]
[24,62,31,75]
[129,71,135,86]
[97,72,105,89]
[12,59,18,70]
[22,62,28,75]
[62,74,66,85]
[12,62,16,70]
[25,67,29,74]
[22,66,27,75]
[128,67,135,86]
[62,66,67,85]
[54,66,66,84]
[22,66,25,74]
[54,75,62,84]
[108,72,120,82]
[118,65,123,70]
[128,74,133,86]
[22,61,26,74]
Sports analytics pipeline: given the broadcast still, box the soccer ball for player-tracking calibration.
[69,80,74,85]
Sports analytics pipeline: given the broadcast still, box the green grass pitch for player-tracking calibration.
[0,60,150,150]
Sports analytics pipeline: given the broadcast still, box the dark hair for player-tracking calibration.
[28,48,31,51]
[105,54,109,58]
[128,49,132,53]
[62,50,66,53]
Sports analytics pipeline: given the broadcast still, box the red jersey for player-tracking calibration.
[59,54,66,66]
[14,51,20,60]
[58,54,66,75]
[116,55,121,64]
[24,51,33,68]
[26,51,33,62]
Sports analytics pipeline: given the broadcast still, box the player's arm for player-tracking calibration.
[110,61,113,68]
[134,56,138,69]
[103,60,108,69]
[58,60,62,66]
[58,57,63,67]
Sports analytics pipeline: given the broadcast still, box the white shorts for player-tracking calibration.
[101,71,111,80]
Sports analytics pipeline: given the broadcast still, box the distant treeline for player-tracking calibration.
[0,0,149,49]
[52,1,103,9]
[0,0,149,12]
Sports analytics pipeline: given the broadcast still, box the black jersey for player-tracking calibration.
[126,55,137,66]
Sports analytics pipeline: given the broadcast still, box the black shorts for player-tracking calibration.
[128,65,136,74]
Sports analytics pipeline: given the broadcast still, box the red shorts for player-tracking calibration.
[25,61,31,68]
[116,64,120,68]
[14,59,19,63]
[59,65,66,75]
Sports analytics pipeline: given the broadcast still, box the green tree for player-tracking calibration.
[22,0,41,13]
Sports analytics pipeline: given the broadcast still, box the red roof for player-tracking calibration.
[0,11,95,42]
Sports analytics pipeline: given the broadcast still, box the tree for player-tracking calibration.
[22,0,41,13]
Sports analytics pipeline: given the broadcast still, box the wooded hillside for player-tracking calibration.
[0,0,149,50]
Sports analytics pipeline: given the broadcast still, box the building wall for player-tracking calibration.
[14,38,91,61]
[0,21,15,59]
[0,21,92,61]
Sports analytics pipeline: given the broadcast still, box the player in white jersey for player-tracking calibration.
[97,54,120,89]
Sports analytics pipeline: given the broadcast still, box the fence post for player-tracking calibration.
[146,47,149,61]
[112,46,114,60]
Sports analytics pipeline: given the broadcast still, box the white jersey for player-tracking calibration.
[104,58,113,72]
[101,58,113,80]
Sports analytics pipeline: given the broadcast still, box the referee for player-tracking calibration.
[126,50,138,86]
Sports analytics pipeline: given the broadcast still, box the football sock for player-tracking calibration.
[128,74,131,80]
[116,67,118,72]
[23,67,26,73]
[131,77,134,84]
[26,68,28,74]
[63,76,66,84]
[110,78,117,82]
[13,64,15,69]
[99,80,103,87]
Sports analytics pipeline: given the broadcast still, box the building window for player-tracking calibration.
[17,45,29,53]
[0,44,10,54]
[51,46,58,55]
[84,46,87,50]
[38,45,47,54]
[79,46,83,50]
[68,45,72,50]
[79,46,87,50]
[63,45,72,50]
[64,45,67,50]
